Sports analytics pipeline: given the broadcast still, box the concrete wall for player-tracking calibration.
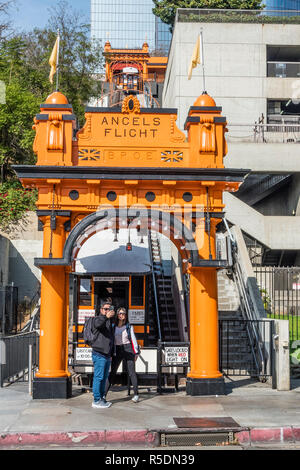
[163,20,300,255]
[225,143,300,174]
[163,21,300,131]
[2,212,43,302]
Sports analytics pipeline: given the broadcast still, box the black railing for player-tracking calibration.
[219,319,273,377]
[148,231,162,341]
[0,331,39,387]
[254,267,300,342]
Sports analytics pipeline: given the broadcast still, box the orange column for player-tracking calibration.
[36,265,68,378]
[188,267,221,380]
[35,215,70,386]
[186,214,225,395]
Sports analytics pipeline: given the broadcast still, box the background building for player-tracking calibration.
[91,0,171,54]
[163,10,300,260]
[264,0,300,13]
[162,9,300,348]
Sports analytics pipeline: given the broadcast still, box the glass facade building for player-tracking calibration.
[91,0,171,54]
[265,0,300,12]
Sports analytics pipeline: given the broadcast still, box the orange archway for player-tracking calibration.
[14,91,248,398]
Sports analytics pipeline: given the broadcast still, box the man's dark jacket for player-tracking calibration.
[91,314,114,357]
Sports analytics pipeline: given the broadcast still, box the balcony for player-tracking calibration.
[227,123,300,143]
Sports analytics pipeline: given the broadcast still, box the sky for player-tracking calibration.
[9,0,90,32]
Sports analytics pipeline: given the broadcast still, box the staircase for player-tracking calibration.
[148,231,181,344]
[219,309,259,375]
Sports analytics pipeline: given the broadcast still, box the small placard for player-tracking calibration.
[75,348,92,362]
[93,276,129,282]
[78,309,95,325]
[128,309,145,324]
[164,346,189,365]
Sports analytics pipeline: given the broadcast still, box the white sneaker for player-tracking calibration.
[132,395,139,403]
[92,399,112,409]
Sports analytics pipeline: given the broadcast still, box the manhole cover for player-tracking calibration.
[173,417,240,428]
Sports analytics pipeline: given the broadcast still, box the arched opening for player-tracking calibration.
[67,209,191,378]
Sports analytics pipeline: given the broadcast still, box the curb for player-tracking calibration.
[0,429,159,448]
[236,427,300,445]
[1,427,300,447]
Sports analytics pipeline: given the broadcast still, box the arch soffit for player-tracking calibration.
[63,209,200,267]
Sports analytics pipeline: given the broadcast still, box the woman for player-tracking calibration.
[105,307,140,402]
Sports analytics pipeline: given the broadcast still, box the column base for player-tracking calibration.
[186,377,225,396]
[33,376,72,399]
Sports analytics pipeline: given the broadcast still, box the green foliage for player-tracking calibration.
[0,181,37,230]
[152,0,264,29]
[0,81,40,176]
[259,288,271,312]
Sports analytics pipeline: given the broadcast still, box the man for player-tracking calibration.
[91,302,115,409]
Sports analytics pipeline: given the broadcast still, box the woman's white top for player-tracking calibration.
[115,325,130,346]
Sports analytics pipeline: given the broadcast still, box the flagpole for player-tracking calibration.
[56,29,60,91]
[200,29,206,93]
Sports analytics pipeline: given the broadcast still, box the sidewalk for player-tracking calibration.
[0,376,300,448]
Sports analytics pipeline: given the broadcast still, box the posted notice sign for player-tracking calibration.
[75,348,92,362]
[128,309,145,324]
[164,346,189,365]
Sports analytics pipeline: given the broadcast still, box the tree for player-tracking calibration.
[152,0,264,30]
[0,0,15,40]
[0,0,103,229]
[21,0,103,124]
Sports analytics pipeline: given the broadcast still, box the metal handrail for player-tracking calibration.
[152,232,174,342]
[231,244,266,375]
[226,123,300,143]
[223,225,267,376]
[148,231,162,341]
[0,331,39,387]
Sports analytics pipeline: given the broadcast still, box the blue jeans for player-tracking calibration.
[92,351,111,402]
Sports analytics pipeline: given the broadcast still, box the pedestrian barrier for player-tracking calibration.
[0,331,39,387]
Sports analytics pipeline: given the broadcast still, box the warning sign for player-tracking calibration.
[164,346,189,365]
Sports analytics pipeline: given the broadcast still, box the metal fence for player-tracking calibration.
[219,319,273,378]
[0,331,39,387]
[226,124,300,143]
[0,285,19,335]
[254,267,300,342]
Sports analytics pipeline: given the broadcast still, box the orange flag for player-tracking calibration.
[49,35,60,84]
[188,35,202,80]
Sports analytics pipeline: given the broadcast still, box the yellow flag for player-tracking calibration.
[49,36,59,84]
[188,35,202,80]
